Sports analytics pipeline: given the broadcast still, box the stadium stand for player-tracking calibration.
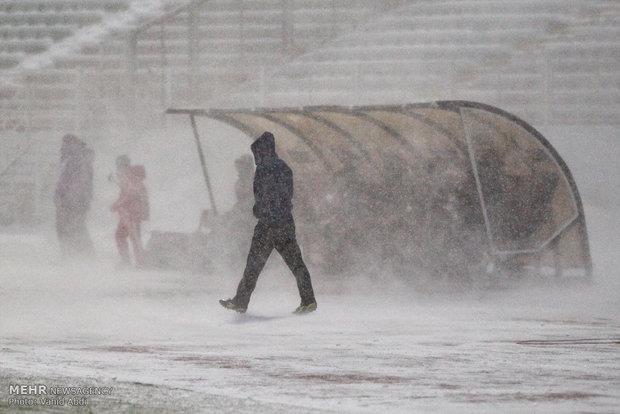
[0,0,618,224]
[0,0,398,223]
[0,0,133,224]
[3,0,618,132]
[1,0,391,130]
[218,0,618,126]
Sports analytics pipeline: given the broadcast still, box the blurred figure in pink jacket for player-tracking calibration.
[111,155,149,268]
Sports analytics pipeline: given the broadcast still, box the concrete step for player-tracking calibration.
[53,55,125,70]
[549,73,620,90]
[0,25,74,41]
[315,44,507,62]
[549,91,619,105]
[550,108,620,124]
[343,28,538,47]
[0,0,128,13]
[0,11,103,27]
[378,13,576,32]
[0,53,20,69]
[205,0,375,12]
[395,0,598,17]
[0,38,50,54]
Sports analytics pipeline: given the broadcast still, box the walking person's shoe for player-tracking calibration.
[293,302,317,314]
[219,298,247,314]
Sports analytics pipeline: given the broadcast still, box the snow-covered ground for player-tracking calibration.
[1,201,619,413]
[1,124,618,412]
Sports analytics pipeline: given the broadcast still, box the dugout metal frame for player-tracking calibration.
[167,101,593,280]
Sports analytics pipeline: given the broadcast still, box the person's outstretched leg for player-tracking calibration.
[233,221,274,309]
[56,209,71,257]
[128,221,145,266]
[115,220,131,265]
[75,212,94,258]
[275,222,316,307]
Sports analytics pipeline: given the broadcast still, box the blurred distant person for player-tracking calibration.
[226,154,256,270]
[110,155,149,268]
[191,209,212,271]
[234,154,255,210]
[54,134,94,258]
[220,132,317,314]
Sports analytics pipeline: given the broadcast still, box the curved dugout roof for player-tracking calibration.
[168,101,592,278]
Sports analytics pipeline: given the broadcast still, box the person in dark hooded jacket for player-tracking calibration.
[220,132,317,314]
[54,134,94,258]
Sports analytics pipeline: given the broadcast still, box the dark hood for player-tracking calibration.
[61,134,89,162]
[251,132,277,165]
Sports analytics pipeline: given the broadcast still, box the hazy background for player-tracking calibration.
[0,2,618,411]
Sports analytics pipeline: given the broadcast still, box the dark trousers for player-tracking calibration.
[235,218,315,308]
[56,208,94,258]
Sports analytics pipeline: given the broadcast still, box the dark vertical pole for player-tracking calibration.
[159,23,168,128]
[580,216,593,280]
[187,4,198,104]
[330,0,337,39]
[281,0,293,54]
[127,30,138,136]
[190,114,219,215]
[159,23,166,109]
[551,236,563,279]
[238,0,245,64]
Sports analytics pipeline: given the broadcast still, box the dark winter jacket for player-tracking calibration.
[251,132,294,223]
[55,135,94,214]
